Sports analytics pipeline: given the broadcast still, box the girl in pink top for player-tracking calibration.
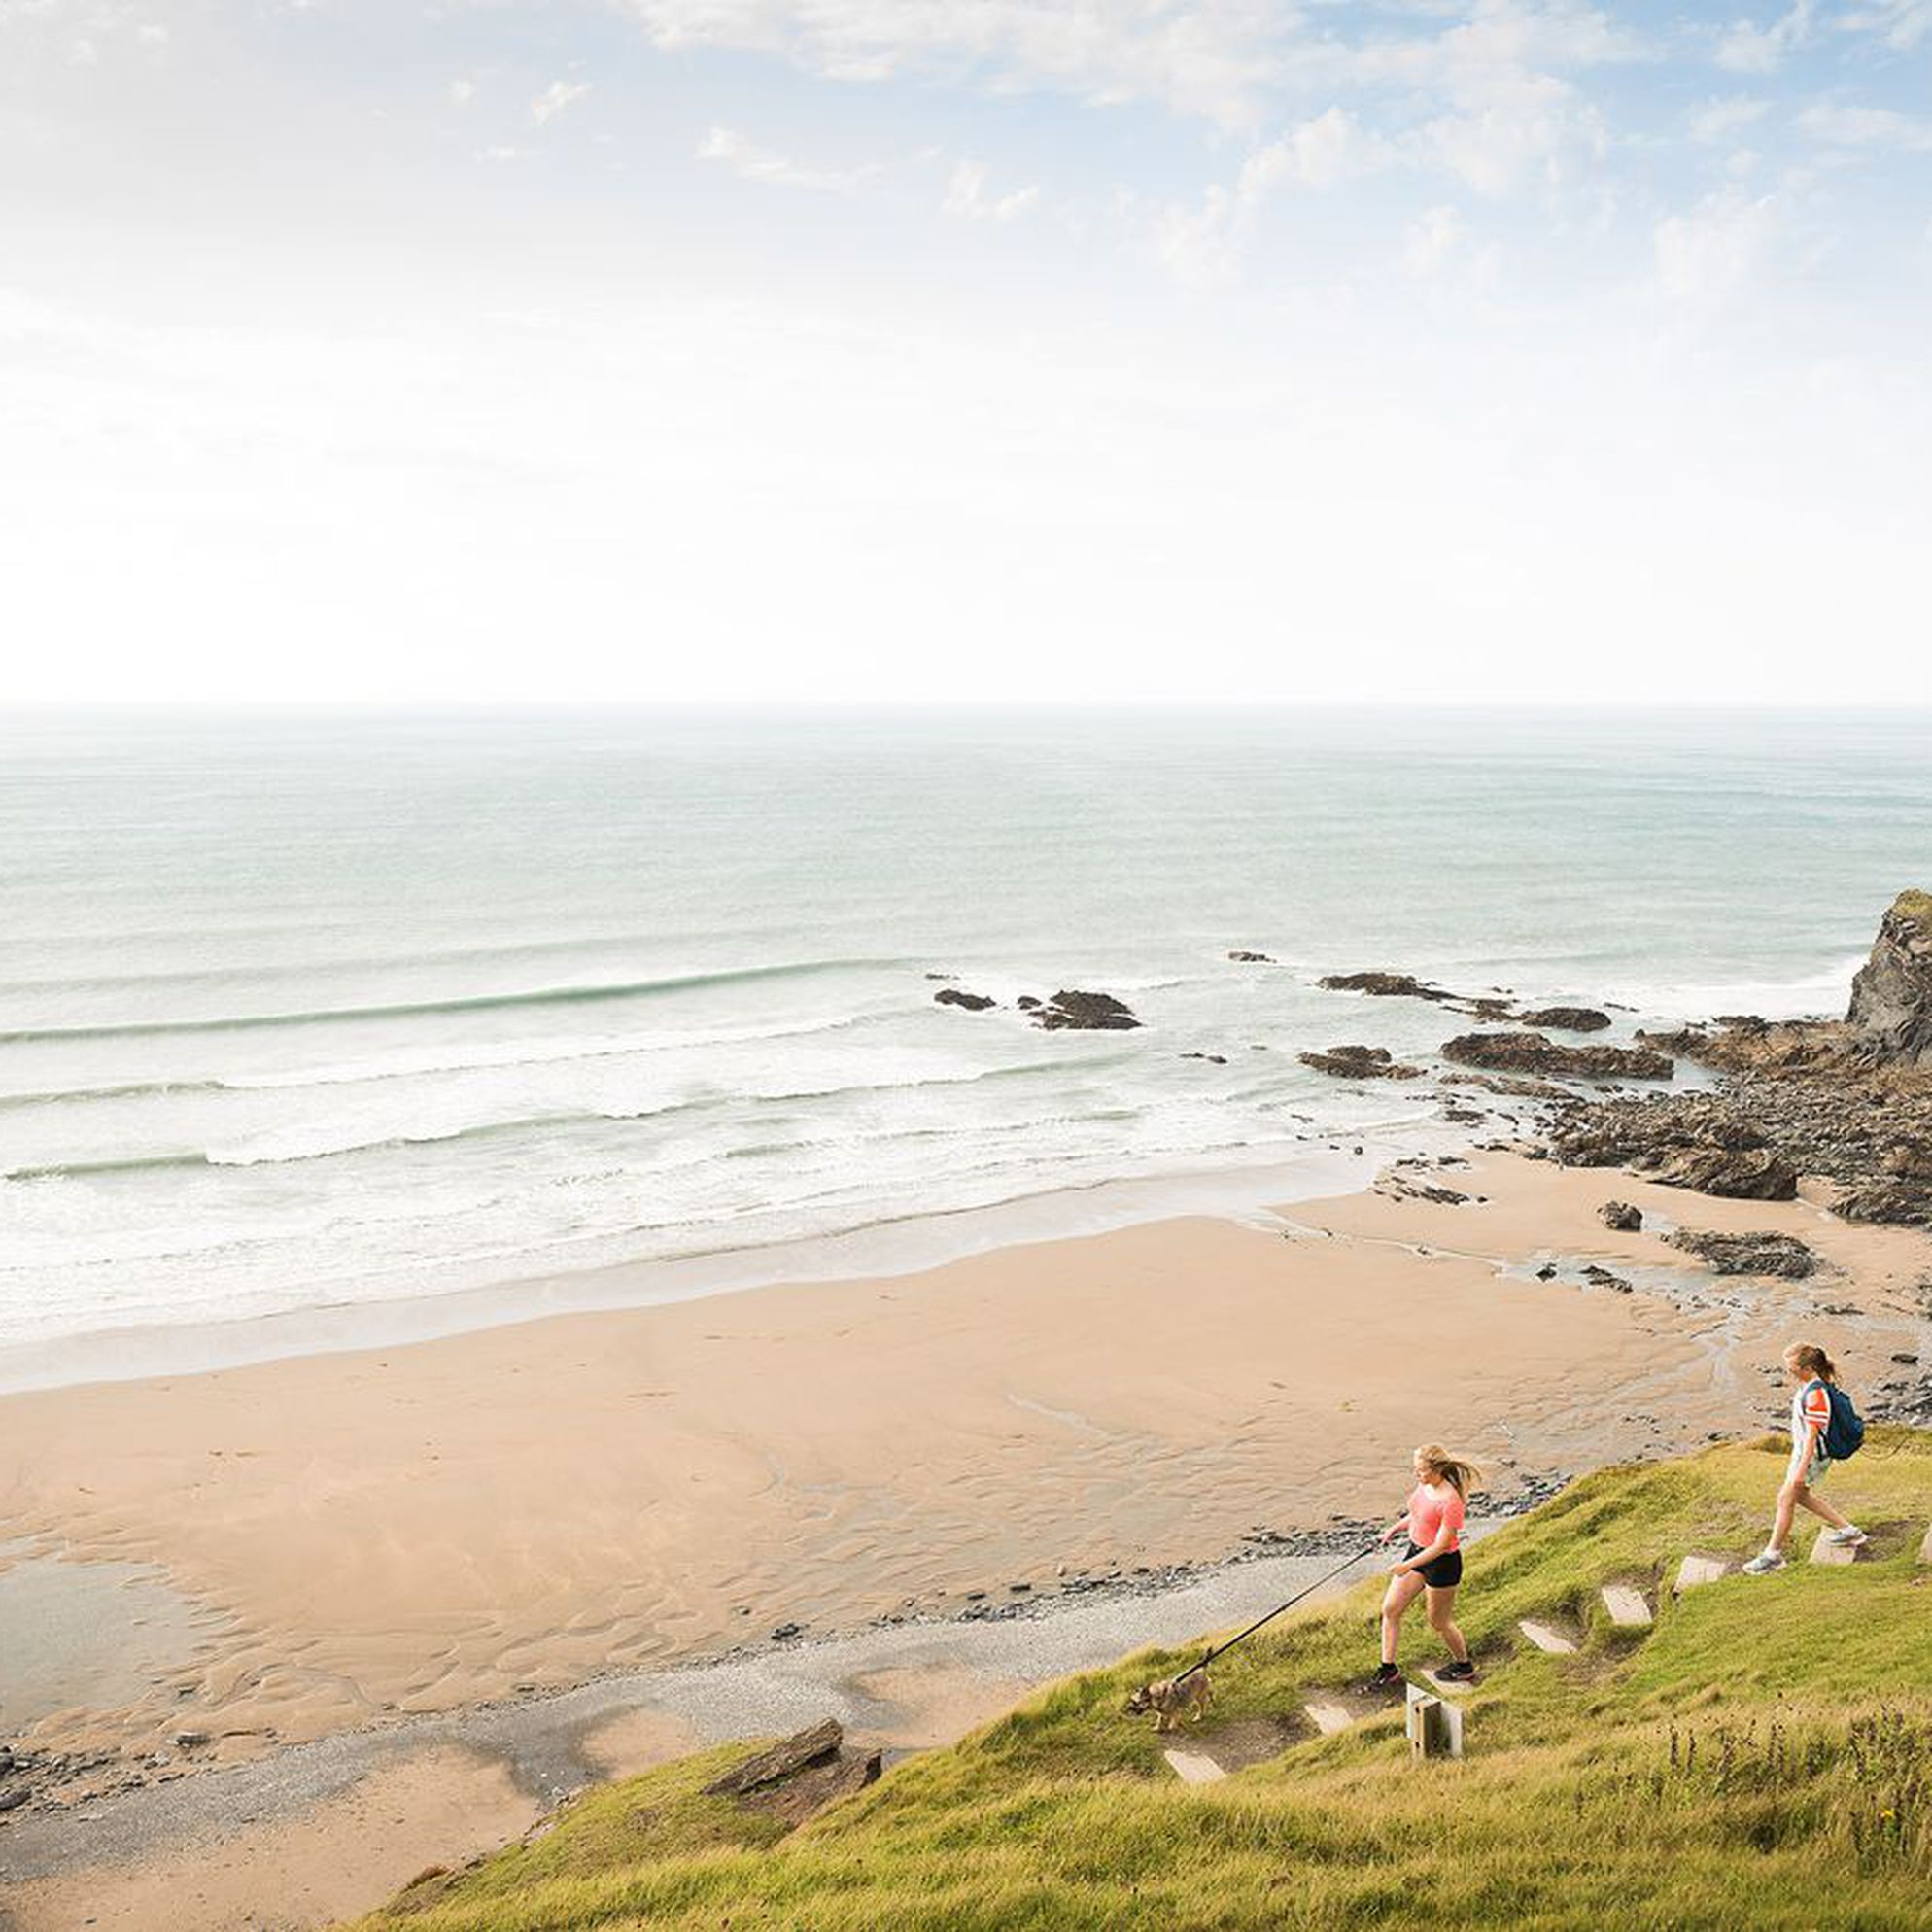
[1370,1443,1479,1688]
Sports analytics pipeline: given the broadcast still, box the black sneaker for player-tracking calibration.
[1436,1659,1477,1682]
[1363,1662,1403,1693]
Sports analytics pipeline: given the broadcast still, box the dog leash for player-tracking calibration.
[1170,1539,1385,1686]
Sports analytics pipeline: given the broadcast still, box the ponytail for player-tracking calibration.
[1786,1342,1837,1383]
[1416,1444,1483,1499]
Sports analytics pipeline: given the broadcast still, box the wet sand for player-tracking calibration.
[0,1150,1925,1929]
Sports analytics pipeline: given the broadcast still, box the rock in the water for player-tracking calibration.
[1665,1229,1818,1278]
[704,1719,844,1797]
[1227,950,1274,963]
[1654,1144,1799,1201]
[1440,1031,1674,1083]
[1599,1200,1643,1232]
[933,988,996,1012]
[1031,990,1140,1031]
[1516,1007,1612,1033]
[1847,889,1932,1066]
[1320,970,1446,999]
[1298,1045,1426,1081]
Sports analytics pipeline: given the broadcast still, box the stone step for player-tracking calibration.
[1810,1527,1867,1567]
[1517,1619,1578,1655]
[1599,1584,1653,1629]
[1419,1668,1477,1698]
[1163,1748,1227,1785]
[1673,1554,1734,1594]
[1303,1701,1357,1738]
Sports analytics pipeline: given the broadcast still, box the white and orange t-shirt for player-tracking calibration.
[1406,1482,1466,1553]
[1791,1379,1833,1466]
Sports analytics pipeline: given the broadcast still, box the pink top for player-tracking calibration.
[1406,1482,1466,1554]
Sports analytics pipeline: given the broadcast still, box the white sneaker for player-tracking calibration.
[1742,1549,1787,1574]
[1827,1526,1869,1548]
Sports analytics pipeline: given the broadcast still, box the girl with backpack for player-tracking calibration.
[1742,1342,1867,1574]
[1369,1444,1480,1687]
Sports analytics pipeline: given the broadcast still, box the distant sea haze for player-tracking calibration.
[1,707,1925,1354]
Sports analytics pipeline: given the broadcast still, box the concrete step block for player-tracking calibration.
[1163,1748,1227,1785]
[1673,1554,1734,1593]
[1518,1619,1578,1655]
[1600,1584,1653,1629]
[1303,1701,1356,1737]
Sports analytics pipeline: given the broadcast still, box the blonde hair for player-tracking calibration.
[1415,1444,1483,1499]
[1785,1341,1837,1383]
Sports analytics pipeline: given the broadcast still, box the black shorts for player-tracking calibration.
[1403,1542,1464,1588]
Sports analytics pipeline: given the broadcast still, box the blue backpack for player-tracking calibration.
[1820,1382,1865,1462]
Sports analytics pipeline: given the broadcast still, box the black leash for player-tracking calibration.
[1171,1540,1384,1685]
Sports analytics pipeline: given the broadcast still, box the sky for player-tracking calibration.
[1,0,1928,704]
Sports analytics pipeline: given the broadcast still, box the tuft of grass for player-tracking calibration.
[1892,887,1932,929]
[345,1432,1932,1931]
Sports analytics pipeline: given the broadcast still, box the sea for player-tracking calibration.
[2,706,1927,1370]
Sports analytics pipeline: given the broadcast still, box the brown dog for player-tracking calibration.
[1124,1671,1214,1733]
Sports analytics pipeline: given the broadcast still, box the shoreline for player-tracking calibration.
[1,1145,1926,1931]
[0,1135,1432,1397]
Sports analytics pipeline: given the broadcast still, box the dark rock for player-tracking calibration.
[1517,1007,1612,1032]
[1834,1181,1932,1227]
[1182,1052,1228,1064]
[1599,1200,1644,1232]
[0,1788,27,1814]
[1030,990,1139,1031]
[1664,1229,1819,1278]
[742,1746,882,1830]
[1893,1353,1919,1365]
[768,1622,804,1642]
[933,988,996,1012]
[171,1730,211,1750]
[1441,1031,1674,1083]
[1320,970,1447,999]
[1580,1264,1633,1293]
[704,1719,843,1797]
[1653,1145,1799,1200]
[1227,950,1274,963]
[1847,889,1932,1065]
[1298,1045,1425,1081]
[1535,1263,1558,1280]
[1016,996,1041,1010]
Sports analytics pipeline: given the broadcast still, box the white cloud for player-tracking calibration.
[1654,185,1781,305]
[1404,202,1466,276]
[531,79,591,126]
[1796,102,1932,153]
[1838,0,1932,50]
[696,123,878,192]
[1688,96,1767,144]
[1716,1,1813,73]
[450,78,475,105]
[943,161,1038,221]
[623,0,1295,127]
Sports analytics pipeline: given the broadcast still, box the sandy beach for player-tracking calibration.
[2,1146,1926,1927]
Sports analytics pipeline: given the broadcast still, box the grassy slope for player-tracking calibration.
[350,1433,1932,1931]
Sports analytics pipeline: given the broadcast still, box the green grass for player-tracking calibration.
[1892,887,1932,929]
[347,1432,1932,1931]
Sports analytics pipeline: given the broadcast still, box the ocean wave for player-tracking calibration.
[0,956,914,1045]
[2,1053,1128,1179]
[1595,953,1867,1023]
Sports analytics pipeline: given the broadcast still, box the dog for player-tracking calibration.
[1124,1671,1214,1733]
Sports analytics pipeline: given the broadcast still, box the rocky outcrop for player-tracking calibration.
[704,1719,845,1795]
[1227,950,1274,963]
[1835,1181,1932,1228]
[1665,1229,1819,1278]
[701,1718,881,1831]
[1031,990,1140,1031]
[1298,1045,1426,1081]
[934,988,996,1012]
[1847,889,1932,1066]
[1652,1145,1799,1200]
[1599,1201,1643,1232]
[1517,1007,1611,1033]
[1320,970,1443,999]
[1441,1031,1673,1083]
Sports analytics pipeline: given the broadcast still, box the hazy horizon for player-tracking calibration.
[5,1,1928,706]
